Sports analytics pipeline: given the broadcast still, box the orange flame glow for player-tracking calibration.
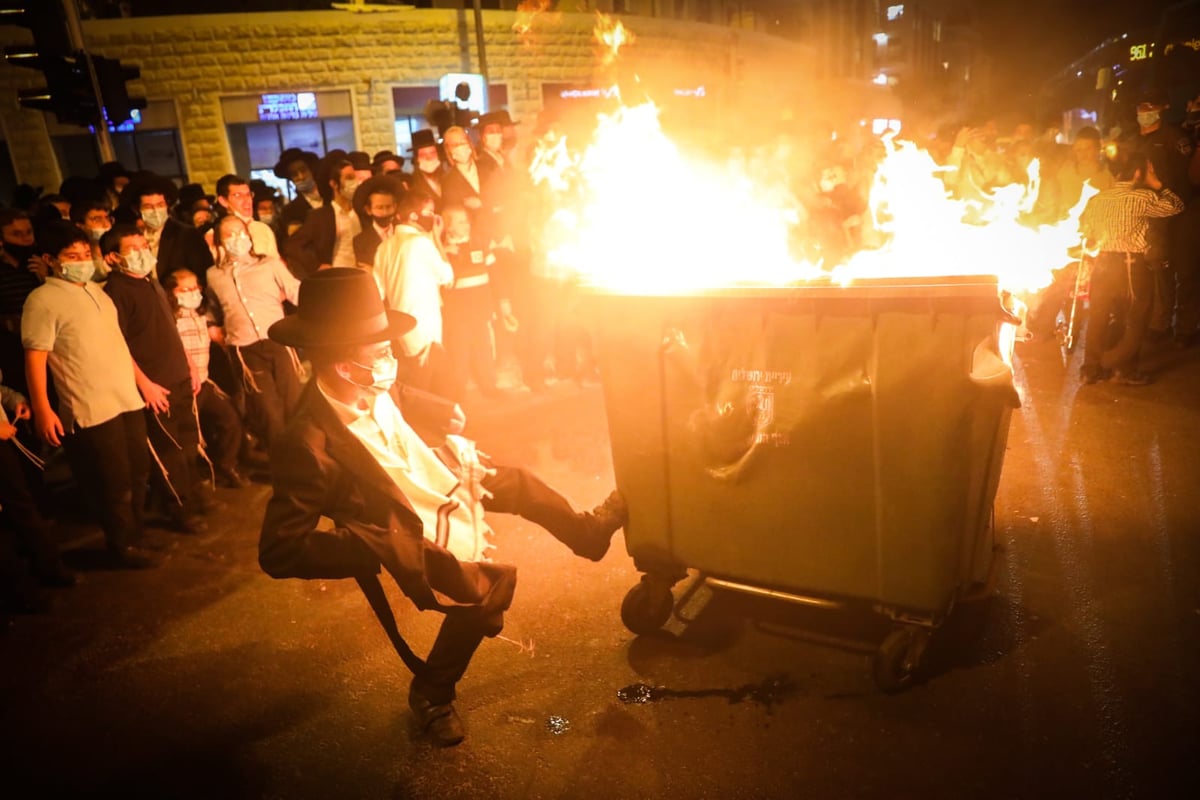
[513,0,554,37]
[595,14,634,66]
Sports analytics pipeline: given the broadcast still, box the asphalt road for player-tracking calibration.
[2,334,1198,800]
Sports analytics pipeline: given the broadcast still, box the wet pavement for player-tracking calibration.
[1,335,1198,799]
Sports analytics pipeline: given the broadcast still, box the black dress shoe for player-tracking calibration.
[216,466,252,489]
[576,490,629,562]
[110,546,158,570]
[408,685,466,747]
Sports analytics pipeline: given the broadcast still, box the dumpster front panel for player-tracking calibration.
[589,281,1015,620]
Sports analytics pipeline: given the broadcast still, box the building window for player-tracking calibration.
[46,99,187,185]
[222,90,355,199]
[887,5,904,21]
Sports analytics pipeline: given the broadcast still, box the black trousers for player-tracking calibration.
[146,377,200,513]
[62,409,148,552]
[197,381,242,474]
[1084,253,1154,374]
[238,339,301,447]
[409,463,594,704]
[442,285,497,402]
[0,439,60,582]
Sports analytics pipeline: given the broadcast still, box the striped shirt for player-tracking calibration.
[175,308,213,383]
[1079,181,1184,254]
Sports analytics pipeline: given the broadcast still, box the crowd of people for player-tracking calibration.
[2,86,1199,628]
[0,107,605,620]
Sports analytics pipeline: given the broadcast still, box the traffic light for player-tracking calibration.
[94,55,146,126]
[2,2,145,128]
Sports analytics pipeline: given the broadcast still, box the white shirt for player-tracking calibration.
[372,224,454,356]
[206,255,301,347]
[235,213,280,259]
[318,383,493,562]
[21,278,144,431]
[331,201,361,269]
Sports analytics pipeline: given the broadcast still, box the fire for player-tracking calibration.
[529,22,1094,299]
[512,0,554,37]
[595,14,634,66]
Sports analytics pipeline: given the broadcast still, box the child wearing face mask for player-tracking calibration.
[206,217,303,449]
[164,268,249,489]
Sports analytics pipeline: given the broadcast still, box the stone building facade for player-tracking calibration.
[0,9,819,196]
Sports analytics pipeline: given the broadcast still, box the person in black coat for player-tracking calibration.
[351,175,403,269]
[408,129,445,212]
[118,174,212,287]
[283,155,361,277]
[274,148,324,240]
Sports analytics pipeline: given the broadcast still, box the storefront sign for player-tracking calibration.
[257,92,318,122]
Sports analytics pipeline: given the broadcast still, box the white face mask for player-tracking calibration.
[258,213,275,226]
[123,249,156,277]
[348,355,398,395]
[340,179,360,203]
[87,225,110,243]
[449,143,472,165]
[141,207,168,231]
[59,259,95,284]
[1136,110,1161,128]
[177,289,202,310]
[418,158,441,174]
[223,233,252,258]
[484,133,503,152]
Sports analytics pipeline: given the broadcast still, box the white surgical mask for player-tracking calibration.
[1136,110,1161,128]
[258,213,275,226]
[349,355,398,395]
[418,158,441,174]
[59,259,95,284]
[87,225,110,243]
[123,249,156,277]
[177,289,202,310]
[484,133,503,152]
[340,180,360,202]
[450,144,472,165]
[223,234,252,258]
[141,207,168,231]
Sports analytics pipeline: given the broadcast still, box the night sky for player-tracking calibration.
[970,0,1183,103]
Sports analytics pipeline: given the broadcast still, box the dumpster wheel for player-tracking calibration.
[621,577,675,636]
[872,626,930,693]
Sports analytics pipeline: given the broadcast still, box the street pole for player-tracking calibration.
[60,0,116,163]
[471,0,489,85]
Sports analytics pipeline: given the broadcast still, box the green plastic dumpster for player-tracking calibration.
[586,276,1019,691]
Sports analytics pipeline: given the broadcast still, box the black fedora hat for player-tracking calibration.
[273,148,320,180]
[269,268,416,349]
[476,109,518,129]
[408,129,439,154]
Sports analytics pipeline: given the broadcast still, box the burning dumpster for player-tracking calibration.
[587,276,1019,691]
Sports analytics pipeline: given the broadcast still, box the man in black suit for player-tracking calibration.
[119,174,213,287]
[259,268,626,747]
[408,129,445,212]
[351,175,403,270]
[283,155,361,277]
[274,148,324,240]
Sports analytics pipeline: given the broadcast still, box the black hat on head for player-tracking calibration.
[372,150,405,172]
[268,268,416,349]
[1136,86,1169,107]
[476,109,517,129]
[408,129,439,154]
[273,148,320,180]
[97,161,130,186]
[119,173,178,212]
[347,150,372,172]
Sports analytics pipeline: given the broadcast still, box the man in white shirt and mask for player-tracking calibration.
[260,268,626,747]
[215,174,279,259]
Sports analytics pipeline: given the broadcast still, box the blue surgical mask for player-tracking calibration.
[294,177,316,195]
[349,355,398,395]
[141,207,168,231]
[59,259,95,284]
[123,249,156,277]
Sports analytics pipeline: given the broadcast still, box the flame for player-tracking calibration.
[595,14,634,66]
[513,0,554,36]
[530,22,1095,298]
